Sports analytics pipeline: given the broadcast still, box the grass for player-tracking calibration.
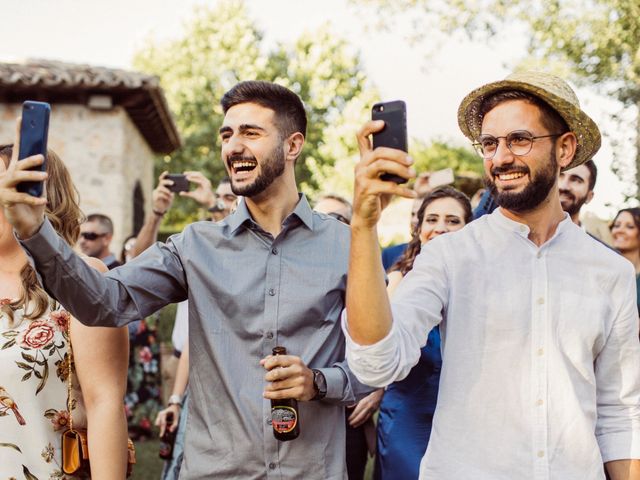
[131,439,164,480]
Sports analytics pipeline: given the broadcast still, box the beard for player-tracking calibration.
[559,189,588,217]
[229,143,285,197]
[484,149,558,213]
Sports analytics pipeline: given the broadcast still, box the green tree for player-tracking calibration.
[133,1,377,228]
[351,0,640,199]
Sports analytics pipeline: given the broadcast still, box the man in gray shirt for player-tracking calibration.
[1,81,366,479]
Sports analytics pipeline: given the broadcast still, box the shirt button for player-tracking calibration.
[268,288,276,296]
[536,399,544,406]
[269,462,276,470]
[266,331,273,340]
[537,348,544,356]
[537,297,545,305]
[536,251,542,259]
[537,450,545,458]
[271,247,278,255]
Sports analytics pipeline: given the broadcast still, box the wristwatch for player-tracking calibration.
[167,394,183,407]
[311,369,327,401]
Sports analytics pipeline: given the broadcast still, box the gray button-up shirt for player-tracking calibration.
[21,195,368,479]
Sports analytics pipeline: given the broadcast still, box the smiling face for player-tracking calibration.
[418,197,467,244]
[558,164,593,217]
[219,102,288,198]
[611,211,640,254]
[481,100,560,213]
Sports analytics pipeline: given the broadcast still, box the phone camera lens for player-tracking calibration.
[379,106,385,112]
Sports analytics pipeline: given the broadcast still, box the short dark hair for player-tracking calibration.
[582,159,597,191]
[86,213,114,234]
[219,176,231,185]
[479,90,569,138]
[221,81,307,139]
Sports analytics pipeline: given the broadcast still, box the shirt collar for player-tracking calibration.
[226,193,314,235]
[489,208,573,239]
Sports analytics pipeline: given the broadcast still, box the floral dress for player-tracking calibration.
[0,299,88,480]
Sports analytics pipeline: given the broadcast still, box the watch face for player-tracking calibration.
[314,370,327,393]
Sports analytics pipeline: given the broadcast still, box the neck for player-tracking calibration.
[501,189,566,247]
[570,211,581,226]
[0,240,28,273]
[244,172,299,237]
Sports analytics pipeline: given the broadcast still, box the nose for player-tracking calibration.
[490,138,515,167]
[223,133,245,157]
[433,219,448,235]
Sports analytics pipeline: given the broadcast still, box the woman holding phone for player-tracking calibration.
[0,137,129,478]
[375,186,472,480]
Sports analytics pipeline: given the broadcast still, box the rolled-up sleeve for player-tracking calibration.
[595,264,640,462]
[18,218,188,328]
[343,239,449,388]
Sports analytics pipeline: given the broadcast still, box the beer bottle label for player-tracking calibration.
[271,405,298,433]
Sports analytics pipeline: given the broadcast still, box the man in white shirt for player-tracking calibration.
[344,71,640,480]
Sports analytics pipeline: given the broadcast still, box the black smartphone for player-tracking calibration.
[372,100,408,184]
[17,101,51,197]
[166,173,189,193]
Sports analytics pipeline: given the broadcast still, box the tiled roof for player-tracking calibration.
[0,59,180,153]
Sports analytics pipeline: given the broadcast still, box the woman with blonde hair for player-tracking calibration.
[0,139,129,478]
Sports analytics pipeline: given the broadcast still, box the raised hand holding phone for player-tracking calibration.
[352,112,416,230]
[18,101,50,197]
[0,116,48,239]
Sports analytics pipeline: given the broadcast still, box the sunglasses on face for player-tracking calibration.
[80,232,107,241]
[328,212,350,225]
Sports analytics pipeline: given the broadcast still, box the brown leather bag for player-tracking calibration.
[60,313,136,476]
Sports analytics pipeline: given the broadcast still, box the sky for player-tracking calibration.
[1,0,632,218]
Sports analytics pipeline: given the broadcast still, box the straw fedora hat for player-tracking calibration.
[457,71,601,170]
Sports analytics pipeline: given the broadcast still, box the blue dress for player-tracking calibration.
[374,327,441,480]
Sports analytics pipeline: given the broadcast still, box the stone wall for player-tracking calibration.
[0,103,155,257]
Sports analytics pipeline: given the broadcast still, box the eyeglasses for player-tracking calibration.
[473,130,565,159]
[80,232,106,241]
[328,212,350,225]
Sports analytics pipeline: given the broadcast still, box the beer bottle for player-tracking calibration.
[158,412,176,459]
[270,346,300,441]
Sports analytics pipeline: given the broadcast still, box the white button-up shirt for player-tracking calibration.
[344,209,640,480]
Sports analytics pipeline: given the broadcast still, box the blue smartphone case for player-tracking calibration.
[17,101,50,197]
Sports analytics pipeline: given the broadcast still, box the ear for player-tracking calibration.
[284,132,304,163]
[585,190,594,205]
[556,132,577,169]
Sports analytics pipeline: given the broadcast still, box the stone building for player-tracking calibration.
[0,59,180,256]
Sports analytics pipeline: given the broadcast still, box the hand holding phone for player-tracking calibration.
[17,101,50,197]
[371,100,409,184]
[166,174,189,193]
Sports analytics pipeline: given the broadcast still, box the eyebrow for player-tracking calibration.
[218,124,267,135]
